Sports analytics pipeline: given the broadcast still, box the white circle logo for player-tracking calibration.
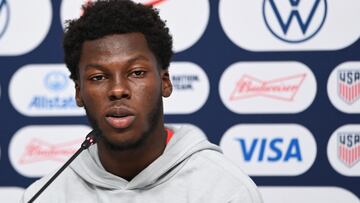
[0,0,52,55]
[219,61,317,114]
[164,62,209,114]
[61,0,209,52]
[0,0,10,38]
[219,0,360,51]
[327,124,360,176]
[259,187,360,203]
[44,71,69,92]
[9,125,92,177]
[327,61,360,114]
[220,124,317,176]
[263,0,327,43]
[9,64,85,116]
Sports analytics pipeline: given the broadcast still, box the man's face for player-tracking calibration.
[76,33,172,150]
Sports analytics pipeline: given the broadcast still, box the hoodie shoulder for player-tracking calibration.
[194,150,263,203]
[166,124,263,203]
[22,167,83,202]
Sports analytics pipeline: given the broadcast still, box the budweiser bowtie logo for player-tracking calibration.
[144,0,167,6]
[230,73,307,101]
[19,138,82,164]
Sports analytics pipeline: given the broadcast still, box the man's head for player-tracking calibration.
[63,0,173,150]
[63,0,173,81]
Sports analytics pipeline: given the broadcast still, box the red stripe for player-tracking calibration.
[144,0,166,6]
[342,83,347,102]
[349,148,352,165]
[348,149,352,166]
[351,147,356,164]
[340,145,343,162]
[349,84,352,102]
[340,83,344,99]
[355,83,357,101]
[356,145,358,164]
[343,146,346,162]
[347,84,350,102]
[165,128,173,144]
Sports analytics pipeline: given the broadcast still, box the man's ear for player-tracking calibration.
[161,70,172,98]
[75,80,84,107]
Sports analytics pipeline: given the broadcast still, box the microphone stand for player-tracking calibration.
[28,131,96,203]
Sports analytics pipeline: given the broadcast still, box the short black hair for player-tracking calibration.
[63,0,173,80]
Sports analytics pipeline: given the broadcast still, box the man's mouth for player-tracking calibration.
[105,108,135,129]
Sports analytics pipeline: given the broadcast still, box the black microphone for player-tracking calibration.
[28,130,97,203]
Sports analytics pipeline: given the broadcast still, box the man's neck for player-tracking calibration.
[97,127,167,181]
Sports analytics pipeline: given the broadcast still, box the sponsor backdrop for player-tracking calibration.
[0,0,359,202]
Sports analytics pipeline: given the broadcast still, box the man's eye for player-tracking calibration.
[90,75,105,81]
[132,70,145,78]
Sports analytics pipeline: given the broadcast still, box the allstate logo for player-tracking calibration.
[0,0,10,39]
[44,71,68,92]
[263,0,327,43]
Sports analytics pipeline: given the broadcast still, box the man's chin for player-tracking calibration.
[99,132,148,151]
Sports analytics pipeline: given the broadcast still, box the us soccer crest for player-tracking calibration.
[337,132,360,167]
[337,70,360,104]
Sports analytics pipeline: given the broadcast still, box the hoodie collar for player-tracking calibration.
[70,124,221,190]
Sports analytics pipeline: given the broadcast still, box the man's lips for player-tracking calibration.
[105,107,135,129]
[105,115,135,129]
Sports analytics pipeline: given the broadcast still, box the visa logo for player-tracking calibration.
[235,137,302,162]
[220,124,316,176]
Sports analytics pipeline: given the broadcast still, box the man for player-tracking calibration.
[22,0,262,202]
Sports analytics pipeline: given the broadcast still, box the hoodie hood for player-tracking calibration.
[70,124,221,190]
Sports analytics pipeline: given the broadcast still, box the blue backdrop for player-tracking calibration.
[0,0,359,202]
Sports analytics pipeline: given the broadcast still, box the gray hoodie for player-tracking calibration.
[22,124,263,203]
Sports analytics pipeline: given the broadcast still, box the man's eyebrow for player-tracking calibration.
[127,55,152,63]
[83,55,152,70]
[84,63,104,70]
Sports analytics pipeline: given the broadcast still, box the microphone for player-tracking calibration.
[28,130,97,203]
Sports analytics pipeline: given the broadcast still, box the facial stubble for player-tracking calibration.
[84,95,164,151]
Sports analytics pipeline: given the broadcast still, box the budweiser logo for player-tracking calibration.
[144,0,167,6]
[80,0,93,16]
[230,73,307,101]
[19,138,82,164]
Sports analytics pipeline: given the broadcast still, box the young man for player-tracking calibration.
[22,0,262,202]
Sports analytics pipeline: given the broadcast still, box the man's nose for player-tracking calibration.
[107,77,131,100]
